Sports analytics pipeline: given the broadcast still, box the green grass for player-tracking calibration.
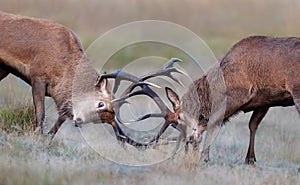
[0,97,35,135]
[0,76,35,135]
[0,100,35,135]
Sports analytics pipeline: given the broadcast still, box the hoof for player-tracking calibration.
[33,127,44,136]
[47,132,56,140]
[204,158,210,163]
[245,157,256,165]
[200,155,210,163]
[200,150,210,163]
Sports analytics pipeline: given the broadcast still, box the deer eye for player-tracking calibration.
[177,115,181,120]
[98,102,105,108]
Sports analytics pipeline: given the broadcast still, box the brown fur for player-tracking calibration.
[180,36,300,164]
[0,12,105,135]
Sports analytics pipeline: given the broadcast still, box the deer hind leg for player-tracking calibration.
[245,108,269,165]
[32,78,46,135]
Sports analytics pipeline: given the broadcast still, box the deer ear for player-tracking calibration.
[165,87,180,111]
[95,76,112,97]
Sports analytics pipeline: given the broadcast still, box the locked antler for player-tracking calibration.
[97,58,186,146]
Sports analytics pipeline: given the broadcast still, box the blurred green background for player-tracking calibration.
[1,0,299,58]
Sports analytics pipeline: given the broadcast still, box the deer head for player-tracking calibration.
[164,87,206,144]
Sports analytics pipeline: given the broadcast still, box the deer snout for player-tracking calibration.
[74,118,83,127]
[191,127,205,143]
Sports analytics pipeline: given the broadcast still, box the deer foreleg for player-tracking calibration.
[32,78,46,135]
[201,100,226,162]
[48,116,67,137]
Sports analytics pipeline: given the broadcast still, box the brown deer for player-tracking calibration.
[147,36,300,165]
[0,11,119,135]
[0,11,182,147]
[0,11,149,141]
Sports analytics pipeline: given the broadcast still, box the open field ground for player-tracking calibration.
[0,108,299,185]
[1,0,300,184]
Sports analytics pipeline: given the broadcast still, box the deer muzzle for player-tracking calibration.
[74,118,83,127]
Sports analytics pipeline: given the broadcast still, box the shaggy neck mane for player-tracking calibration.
[181,66,226,122]
[181,75,211,121]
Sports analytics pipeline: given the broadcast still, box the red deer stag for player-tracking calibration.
[148,36,300,165]
[0,11,182,147]
[0,11,148,142]
[0,11,122,135]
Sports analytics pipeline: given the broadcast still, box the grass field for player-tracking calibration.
[0,107,299,185]
[1,0,300,184]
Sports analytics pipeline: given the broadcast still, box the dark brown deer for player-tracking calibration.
[150,36,300,165]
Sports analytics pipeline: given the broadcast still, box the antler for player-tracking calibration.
[98,58,187,146]
[139,58,185,86]
[98,58,185,93]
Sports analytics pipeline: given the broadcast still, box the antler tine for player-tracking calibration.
[161,57,182,69]
[126,113,165,123]
[99,69,140,93]
[140,58,187,86]
[100,69,140,82]
[114,85,178,145]
[113,86,169,114]
[153,120,170,143]
[117,58,185,98]
[111,120,153,147]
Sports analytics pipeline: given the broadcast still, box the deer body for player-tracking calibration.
[167,36,300,164]
[220,36,298,112]
[0,11,176,147]
[0,11,108,135]
[0,11,183,147]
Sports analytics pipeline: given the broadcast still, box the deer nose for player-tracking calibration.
[74,118,83,127]
[192,128,201,140]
